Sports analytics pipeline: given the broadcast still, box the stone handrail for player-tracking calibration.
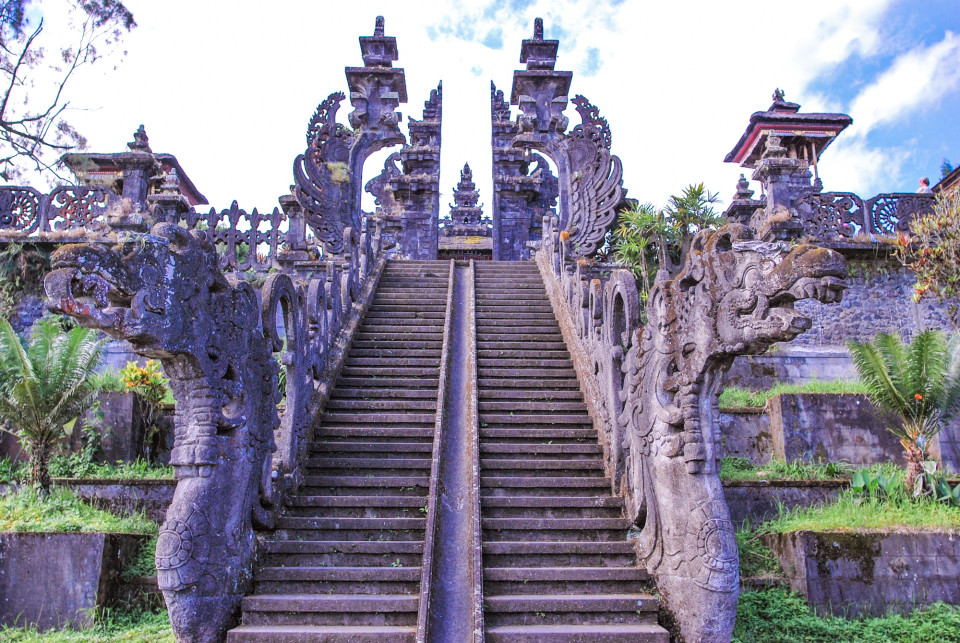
[536,214,847,642]
[43,213,388,641]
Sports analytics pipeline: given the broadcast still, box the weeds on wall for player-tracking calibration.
[0,242,50,319]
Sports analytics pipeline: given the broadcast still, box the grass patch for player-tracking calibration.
[719,378,870,409]
[719,458,903,483]
[121,534,158,581]
[737,525,783,579]
[759,491,960,533]
[0,609,172,642]
[0,457,173,483]
[0,487,158,534]
[734,588,960,642]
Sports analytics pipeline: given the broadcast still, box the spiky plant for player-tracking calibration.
[0,318,105,493]
[848,330,960,484]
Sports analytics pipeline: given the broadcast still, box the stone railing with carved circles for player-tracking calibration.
[0,185,110,234]
[0,185,308,274]
[801,191,935,241]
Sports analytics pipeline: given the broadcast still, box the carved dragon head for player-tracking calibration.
[642,223,845,470]
[44,223,280,640]
[44,223,278,475]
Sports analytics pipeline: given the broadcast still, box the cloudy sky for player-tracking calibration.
[28,0,960,215]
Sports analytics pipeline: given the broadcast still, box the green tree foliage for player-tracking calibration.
[897,190,960,326]
[0,0,136,181]
[612,183,723,301]
[0,317,104,492]
[848,330,960,484]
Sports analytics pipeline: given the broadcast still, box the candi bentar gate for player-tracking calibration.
[0,15,940,643]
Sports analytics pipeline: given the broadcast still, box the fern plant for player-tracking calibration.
[848,330,960,485]
[0,318,105,493]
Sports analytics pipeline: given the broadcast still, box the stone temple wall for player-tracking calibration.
[793,256,954,347]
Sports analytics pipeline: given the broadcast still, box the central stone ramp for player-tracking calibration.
[474,261,669,643]
[228,260,450,643]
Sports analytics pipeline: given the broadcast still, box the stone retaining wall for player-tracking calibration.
[722,480,845,525]
[763,530,960,617]
[0,532,150,630]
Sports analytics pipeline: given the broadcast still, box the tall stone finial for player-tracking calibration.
[462,162,472,180]
[519,17,559,71]
[358,15,399,68]
[127,124,151,153]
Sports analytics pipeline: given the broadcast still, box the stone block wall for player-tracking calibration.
[0,532,149,630]
[768,393,905,466]
[718,408,771,464]
[794,258,953,347]
[726,346,856,389]
[723,480,845,524]
[764,530,960,617]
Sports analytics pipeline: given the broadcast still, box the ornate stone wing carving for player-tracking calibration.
[293,92,356,255]
[562,97,623,257]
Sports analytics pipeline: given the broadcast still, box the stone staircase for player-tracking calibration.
[474,261,668,642]
[227,259,668,642]
[227,260,450,642]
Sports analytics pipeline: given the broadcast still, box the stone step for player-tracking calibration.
[482,541,638,568]
[478,379,579,389]
[480,477,610,496]
[477,389,583,400]
[306,457,431,472]
[479,414,592,426]
[346,348,442,359]
[350,340,443,350]
[343,356,441,367]
[285,495,427,519]
[480,458,603,475]
[479,400,587,414]
[254,567,420,595]
[339,367,441,379]
[477,349,569,360]
[335,377,439,390]
[480,443,602,455]
[313,426,435,439]
[484,594,659,627]
[474,333,564,342]
[227,624,416,643]
[312,441,434,454]
[484,624,669,642]
[477,368,578,379]
[354,332,444,342]
[482,518,632,542]
[240,594,419,627]
[259,541,423,568]
[477,358,572,368]
[364,310,446,319]
[479,428,596,441]
[322,412,437,424]
[483,566,647,595]
[477,342,568,351]
[324,399,436,412]
[299,476,429,496]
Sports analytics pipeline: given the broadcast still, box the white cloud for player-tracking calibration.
[848,31,960,135]
[16,0,955,217]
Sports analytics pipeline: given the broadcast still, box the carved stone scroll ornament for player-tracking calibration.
[515,94,624,259]
[293,92,356,255]
[43,224,281,642]
[617,224,845,641]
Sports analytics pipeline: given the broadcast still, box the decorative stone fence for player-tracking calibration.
[799,191,934,241]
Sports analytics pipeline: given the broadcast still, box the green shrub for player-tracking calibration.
[0,609,172,642]
[737,525,782,579]
[718,379,869,409]
[734,588,960,642]
[0,457,173,483]
[0,487,158,534]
